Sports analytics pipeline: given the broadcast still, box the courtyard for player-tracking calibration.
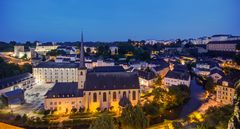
[1,83,54,117]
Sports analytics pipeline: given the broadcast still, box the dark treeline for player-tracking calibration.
[0,57,32,79]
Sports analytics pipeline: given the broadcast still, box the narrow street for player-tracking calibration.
[179,78,205,118]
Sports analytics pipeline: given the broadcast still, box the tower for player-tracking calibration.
[78,32,87,89]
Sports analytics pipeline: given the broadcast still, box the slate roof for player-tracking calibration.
[133,69,156,80]
[208,40,240,44]
[173,64,188,72]
[84,72,139,91]
[34,62,79,68]
[2,89,25,104]
[197,60,220,68]
[0,73,33,90]
[165,71,190,81]
[92,66,125,72]
[3,89,24,98]
[210,69,225,76]
[148,59,168,66]
[45,82,83,98]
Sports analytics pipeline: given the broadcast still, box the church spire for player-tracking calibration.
[79,32,86,69]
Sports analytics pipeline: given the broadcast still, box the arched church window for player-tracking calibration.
[113,92,117,101]
[123,91,126,97]
[132,91,136,100]
[103,92,107,102]
[93,93,97,102]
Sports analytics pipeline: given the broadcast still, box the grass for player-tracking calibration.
[148,120,182,129]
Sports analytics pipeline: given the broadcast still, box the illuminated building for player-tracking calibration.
[216,78,235,105]
[44,33,140,113]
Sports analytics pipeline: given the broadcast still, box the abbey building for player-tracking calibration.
[42,34,140,113]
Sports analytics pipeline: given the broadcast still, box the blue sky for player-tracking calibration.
[0,0,240,42]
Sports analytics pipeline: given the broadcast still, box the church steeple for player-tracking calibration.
[78,32,87,89]
[79,32,86,69]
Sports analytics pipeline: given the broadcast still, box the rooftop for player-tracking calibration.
[85,72,139,91]
[45,82,83,98]
[208,40,240,44]
[34,62,79,68]
[133,69,156,80]
[0,73,32,90]
[165,70,190,81]
[92,66,125,72]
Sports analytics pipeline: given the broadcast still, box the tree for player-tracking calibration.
[21,54,28,60]
[42,55,46,61]
[44,110,51,116]
[96,107,101,112]
[86,47,91,54]
[205,77,215,93]
[235,54,240,65]
[79,107,85,113]
[15,115,22,121]
[22,114,28,123]
[120,105,148,129]
[143,102,161,116]
[21,63,32,73]
[89,115,115,129]
[203,105,233,129]
[153,76,163,87]
[71,108,78,113]
[97,45,111,58]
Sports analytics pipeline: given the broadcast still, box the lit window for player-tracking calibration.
[103,92,107,102]
[93,93,97,102]
[132,91,136,100]
[113,92,117,101]
[123,91,126,97]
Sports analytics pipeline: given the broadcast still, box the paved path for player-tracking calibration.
[179,78,205,118]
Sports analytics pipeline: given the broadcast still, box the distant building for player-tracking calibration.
[209,69,225,83]
[164,64,191,87]
[43,34,140,113]
[0,73,34,95]
[109,46,118,55]
[13,45,32,59]
[35,43,58,55]
[133,68,157,88]
[84,46,97,54]
[216,78,236,105]
[33,62,79,83]
[207,40,239,53]
[194,60,221,76]
[2,89,25,106]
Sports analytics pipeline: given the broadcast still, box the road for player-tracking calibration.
[0,52,31,65]
[179,78,205,118]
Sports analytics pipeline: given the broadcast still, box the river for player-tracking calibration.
[179,78,205,118]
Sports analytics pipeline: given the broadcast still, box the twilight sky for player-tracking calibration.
[0,0,240,42]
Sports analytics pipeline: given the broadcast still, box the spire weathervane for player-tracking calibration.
[79,32,85,69]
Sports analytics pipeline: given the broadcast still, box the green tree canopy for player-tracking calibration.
[89,115,115,129]
[203,105,234,129]
[205,77,215,93]
[120,105,148,129]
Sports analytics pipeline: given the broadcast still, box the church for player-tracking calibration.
[44,34,140,113]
